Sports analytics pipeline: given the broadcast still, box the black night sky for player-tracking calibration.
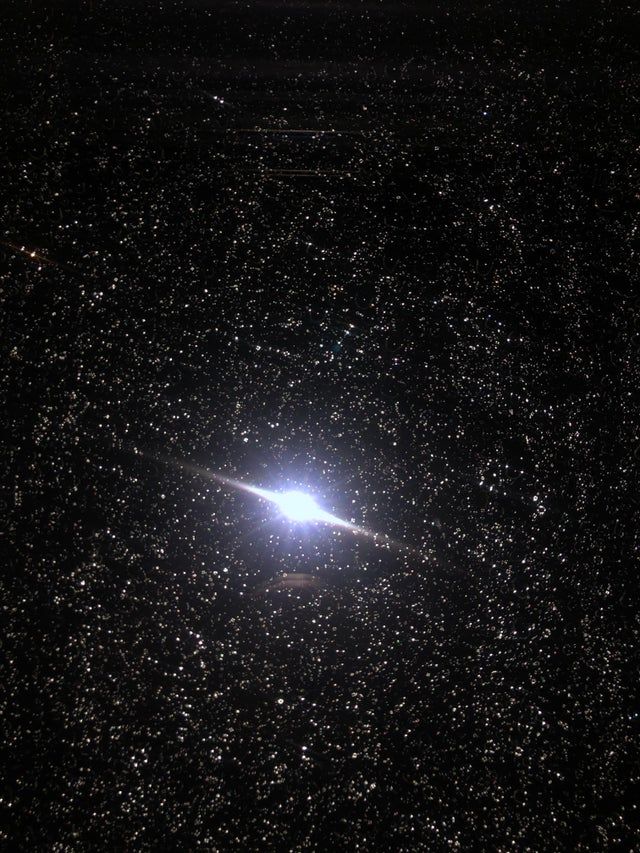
[2,1,639,849]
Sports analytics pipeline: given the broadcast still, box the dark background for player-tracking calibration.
[2,0,639,849]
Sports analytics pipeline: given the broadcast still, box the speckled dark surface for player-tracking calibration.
[2,1,639,849]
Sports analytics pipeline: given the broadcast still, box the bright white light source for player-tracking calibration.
[276,490,322,522]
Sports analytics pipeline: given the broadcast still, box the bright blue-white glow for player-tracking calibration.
[275,489,323,522]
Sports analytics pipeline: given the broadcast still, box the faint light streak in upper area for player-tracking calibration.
[229,128,363,136]
[0,240,60,268]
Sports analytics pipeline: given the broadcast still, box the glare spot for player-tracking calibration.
[275,490,322,522]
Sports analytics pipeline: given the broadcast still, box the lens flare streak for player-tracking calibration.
[146,453,413,553]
